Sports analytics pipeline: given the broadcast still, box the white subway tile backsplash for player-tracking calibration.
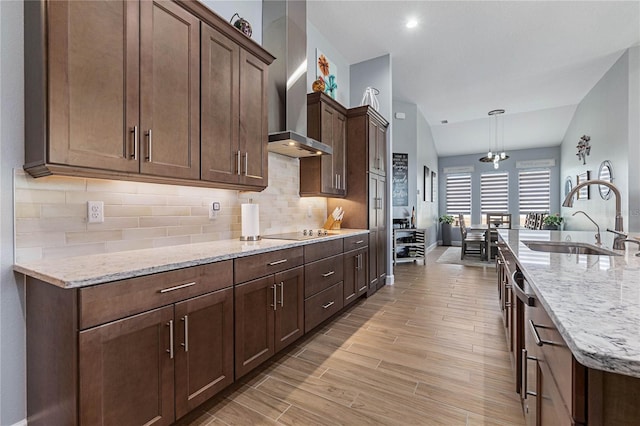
[14,153,327,262]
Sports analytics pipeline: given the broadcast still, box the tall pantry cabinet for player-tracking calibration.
[328,106,389,295]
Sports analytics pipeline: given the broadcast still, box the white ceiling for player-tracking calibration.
[307,1,640,157]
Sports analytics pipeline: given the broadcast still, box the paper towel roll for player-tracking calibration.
[241,203,260,241]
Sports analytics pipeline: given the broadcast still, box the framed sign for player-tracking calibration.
[431,171,437,202]
[423,166,430,202]
[392,153,408,206]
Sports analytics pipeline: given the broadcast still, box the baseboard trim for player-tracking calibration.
[386,274,394,285]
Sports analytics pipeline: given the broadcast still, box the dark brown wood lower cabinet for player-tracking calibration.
[174,288,234,419]
[79,306,175,426]
[235,266,304,378]
[344,247,368,305]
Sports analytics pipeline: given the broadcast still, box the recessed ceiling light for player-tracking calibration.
[441,120,448,124]
[406,18,418,29]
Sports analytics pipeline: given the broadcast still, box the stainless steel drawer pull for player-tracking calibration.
[354,240,364,244]
[521,349,538,399]
[322,271,335,278]
[268,259,288,266]
[159,281,196,293]
[130,126,138,160]
[145,129,152,162]
[528,320,554,346]
[181,315,189,352]
[167,320,174,359]
[271,284,277,310]
[322,301,335,309]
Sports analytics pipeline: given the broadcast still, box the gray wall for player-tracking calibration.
[392,101,439,248]
[560,48,639,233]
[630,46,640,231]
[306,21,350,107]
[0,1,26,424]
[438,147,562,242]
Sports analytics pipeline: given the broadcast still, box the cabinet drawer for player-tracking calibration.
[529,297,583,419]
[305,254,343,298]
[343,234,369,252]
[234,247,304,284]
[79,261,233,329]
[305,281,344,332]
[304,239,343,263]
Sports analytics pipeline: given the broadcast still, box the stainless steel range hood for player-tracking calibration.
[263,0,332,158]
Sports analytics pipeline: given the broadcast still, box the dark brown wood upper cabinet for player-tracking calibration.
[301,92,347,197]
[24,0,273,190]
[201,23,268,189]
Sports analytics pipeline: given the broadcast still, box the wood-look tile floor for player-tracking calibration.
[179,247,526,425]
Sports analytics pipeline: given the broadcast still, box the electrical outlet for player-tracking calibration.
[87,201,104,223]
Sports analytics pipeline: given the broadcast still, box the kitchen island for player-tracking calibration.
[498,228,640,425]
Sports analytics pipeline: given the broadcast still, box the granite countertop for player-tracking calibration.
[14,229,369,289]
[499,228,640,378]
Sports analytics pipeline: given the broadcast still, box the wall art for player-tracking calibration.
[314,49,338,99]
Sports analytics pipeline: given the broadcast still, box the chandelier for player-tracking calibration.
[479,109,509,169]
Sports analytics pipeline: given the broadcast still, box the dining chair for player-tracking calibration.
[458,214,486,260]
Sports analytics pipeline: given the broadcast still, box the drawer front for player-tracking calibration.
[528,297,580,418]
[79,261,233,329]
[305,281,344,332]
[304,254,344,298]
[234,247,304,284]
[304,239,343,263]
[343,234,369,253]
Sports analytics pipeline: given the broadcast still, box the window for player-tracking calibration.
[480,172,509,223]
[446,174,471,224]
[519,169,551,225]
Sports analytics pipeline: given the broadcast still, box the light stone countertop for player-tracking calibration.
[499,228,640,378]
[14,229,369,289]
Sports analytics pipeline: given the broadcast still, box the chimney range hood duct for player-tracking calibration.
[263,0,332,158]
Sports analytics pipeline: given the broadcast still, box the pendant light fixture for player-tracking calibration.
[479,109,509,169]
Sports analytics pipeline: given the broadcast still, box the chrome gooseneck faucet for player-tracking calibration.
[562,179,626,249]
[572,210,601,246]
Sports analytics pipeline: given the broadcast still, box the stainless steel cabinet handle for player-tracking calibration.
[167,320,174,359]
[144,129,152,162]
[268,259,287,266]
[511,271,535,306]
[130,126,138,160]
[322,271,335,278]
[521,349,538,398]
[279,282,284,307]
[271,284,277,310]
[322,301,335,309]
[236,150,241,175]
[355,240,364,245]
[159,281,196,294]
[244,152,248,176]
[181,315,189,352]
[528,320,554,346]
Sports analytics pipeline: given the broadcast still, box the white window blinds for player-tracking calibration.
[519,169,550,213]
[446,174,471,214]
[481,172,509,213]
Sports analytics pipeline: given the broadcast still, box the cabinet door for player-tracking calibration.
[274,267,304,353]
[343,250,358,305]
[368,230,379,292]
[47,0,139,173]
[333,111,347,195]
[174,288,234,419]
[376,175,387,287]
[79,306,175,426]
[320,104,337,194]
[376,122,387,176]
[235,275,275,378]
[239,49,269,188]
[140,0,200,180]
[356,250,369,297]
[201,23,240,184]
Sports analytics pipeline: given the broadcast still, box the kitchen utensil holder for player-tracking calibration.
[322,215,342,230]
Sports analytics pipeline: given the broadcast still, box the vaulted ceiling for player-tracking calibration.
[307,1,640,156]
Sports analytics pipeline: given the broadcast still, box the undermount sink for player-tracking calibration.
[522,240,621,256]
